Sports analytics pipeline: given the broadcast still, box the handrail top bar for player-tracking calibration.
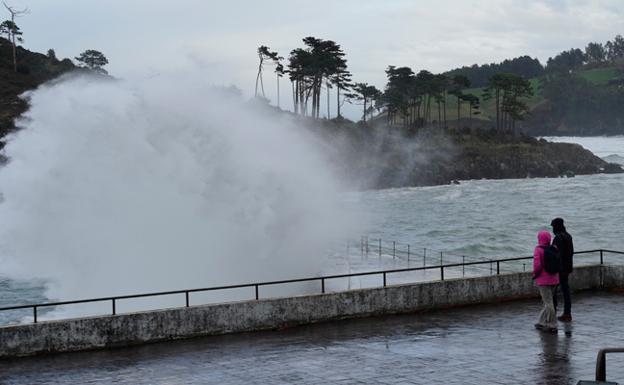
[0,248,618,312]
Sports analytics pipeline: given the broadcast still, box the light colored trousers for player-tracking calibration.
[537,285,557,329]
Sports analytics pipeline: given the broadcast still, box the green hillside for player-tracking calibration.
[444,65,623,125]
[0,37,78,146]
[580,67,622,85]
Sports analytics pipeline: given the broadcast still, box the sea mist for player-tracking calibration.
[0,73,355,319]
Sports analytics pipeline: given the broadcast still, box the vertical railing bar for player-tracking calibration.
[393,241,396,259]
[600,249,604,265]
[441,265,444,281]
[383,272,387,287]
[185,291,189,307]
[496,261,500,275]
[33,306,37,324]
[407,244,410,261]
[112,298,116,315]
[462,256,465,277]
[255,285,259,300]
[321,278,325,294]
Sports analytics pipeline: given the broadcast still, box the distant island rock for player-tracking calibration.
[317,122,624,189]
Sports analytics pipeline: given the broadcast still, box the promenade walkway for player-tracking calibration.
[1,291,624,385]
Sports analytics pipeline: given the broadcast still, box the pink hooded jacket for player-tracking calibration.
[533,231,559,286]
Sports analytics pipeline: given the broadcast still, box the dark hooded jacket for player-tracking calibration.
[552,222,574,273]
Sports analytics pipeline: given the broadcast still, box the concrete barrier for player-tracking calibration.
[1,264,622,358]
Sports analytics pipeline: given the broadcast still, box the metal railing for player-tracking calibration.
[595,348,624,382]
[357,236,511,269]
[0,248,622,324]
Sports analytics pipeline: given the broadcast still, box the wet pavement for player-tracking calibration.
[1,291,624,385]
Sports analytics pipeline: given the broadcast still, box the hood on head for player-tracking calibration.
[538,230,551,246]
[551,217,566,233]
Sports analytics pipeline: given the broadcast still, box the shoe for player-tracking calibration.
[545,327,558,334]
[534,323,544,330]
[557,314,572,322]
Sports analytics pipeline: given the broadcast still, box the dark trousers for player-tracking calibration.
[553,272,572,315]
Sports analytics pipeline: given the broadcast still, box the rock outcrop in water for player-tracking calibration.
[314,121,624,189]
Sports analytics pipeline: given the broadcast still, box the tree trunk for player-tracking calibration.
[443,93,447,129]
[300,81,305,115]
[260,73,265,97]
[336,85,341,118]
[326,80,330,119]
[417,101,422,126]
[427,96,432,125]
[363,97,367,122]
[317,82,321,119]
[457,96,461,128]
[437,101,441,129]
[11,33,17,72]
[495,89,500,131]
[290,80,298,115]
[255,59,262,97]
[277,75,280,108]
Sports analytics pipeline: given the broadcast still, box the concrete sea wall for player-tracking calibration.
[1,264,622,358]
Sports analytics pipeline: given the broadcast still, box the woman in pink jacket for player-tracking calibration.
[533,230,559,332]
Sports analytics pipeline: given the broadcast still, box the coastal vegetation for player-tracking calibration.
[0,18,622,187]
[257,34,624,136]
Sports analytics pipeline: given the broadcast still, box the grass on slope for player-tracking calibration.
[446,66,622,122]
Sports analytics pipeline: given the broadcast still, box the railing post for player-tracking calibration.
[383,272,387,287]
[423,248,427,267]
[600,249,604,265]
[523,263,526,272]
[441,265,444,281]
[255,285,259,300]
[596,349,607,381]
[33,306,37,324]
[595,348,624,381]
[490,260,493,275]
[462,256,465,277]
[497,261,500,275]
[185,291,189,307]
[321,278,325,294]
[112,299,116,315]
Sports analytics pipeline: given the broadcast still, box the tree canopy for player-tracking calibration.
[445,56,543,88]
[75,49,109,74]
[286,36,350,118]
[349,82,382,122]
[483,73,533,131]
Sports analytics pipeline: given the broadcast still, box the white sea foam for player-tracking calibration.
[0,73,357,319]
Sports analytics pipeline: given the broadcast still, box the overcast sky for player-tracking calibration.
[8,0,624,115]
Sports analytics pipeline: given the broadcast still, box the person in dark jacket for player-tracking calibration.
[551,217,574,322]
